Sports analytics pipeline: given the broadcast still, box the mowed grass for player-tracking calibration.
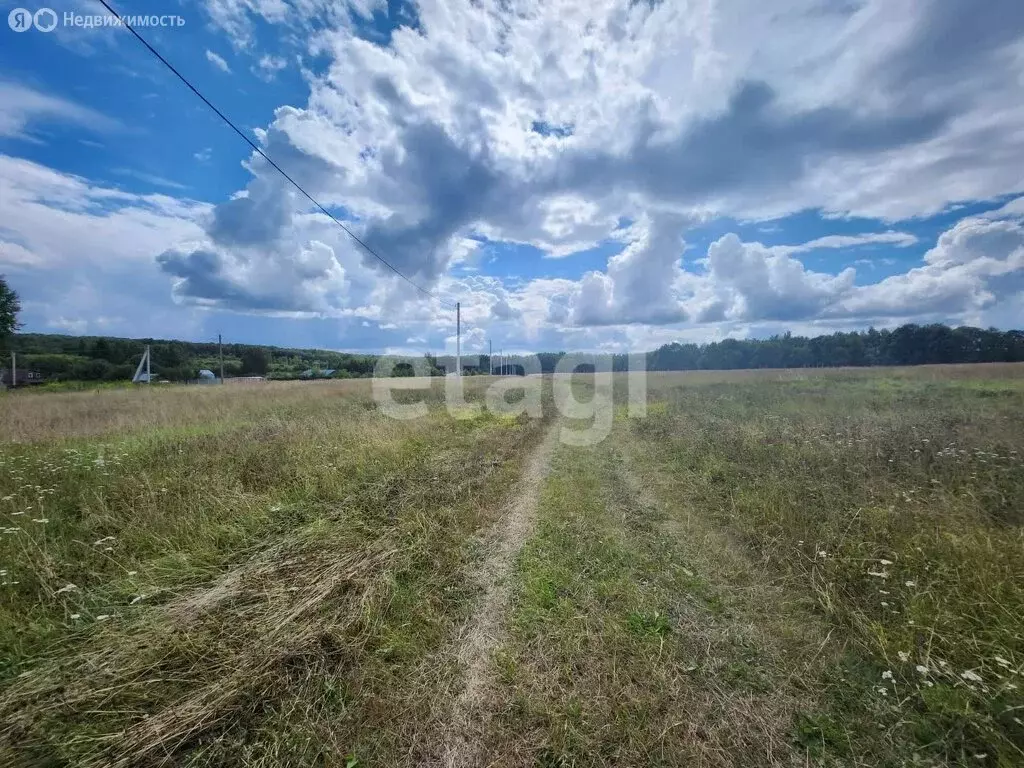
[0,378,551,766]
[630,368,1024,765]
[487,436,836,766]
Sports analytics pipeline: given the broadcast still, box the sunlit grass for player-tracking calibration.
[0,377,552,766]
[631,372,1024,764]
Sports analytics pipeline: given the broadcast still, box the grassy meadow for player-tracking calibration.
[0,379,552,766]
[485,365,1023,767]
[632,366,1024,765]
[1,365,1022,766]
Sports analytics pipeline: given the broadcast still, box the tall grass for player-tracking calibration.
[632,373,1024,764]
[0,380,382,443]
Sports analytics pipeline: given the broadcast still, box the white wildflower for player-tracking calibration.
[879,559,893,566]
[882,670,893,680]
[916,665,929,675]
[69,613,81,620]
[93,536,115,546]
[881,601,890,607]
[961,670,983,683]
[55,583,78,595]
[95,614,111,621]
[127,570,138,576]
[129,594,146,605]
[994,656,1011,668]
[867,570,889,579]
[904,580,917,587]
[32,518,49,524]
[898,651,910,662]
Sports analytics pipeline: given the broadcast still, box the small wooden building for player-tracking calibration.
[0,369,45,388]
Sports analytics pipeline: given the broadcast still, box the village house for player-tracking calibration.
[0,368,45,388]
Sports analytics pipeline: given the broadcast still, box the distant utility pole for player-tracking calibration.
[489,339,493,375]
[131,345,151,384]
[456,302,462,376]
[218,333,224,384]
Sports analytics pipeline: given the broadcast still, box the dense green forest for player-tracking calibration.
[643,324,1024,371]
[1,324,1022,384]
[457,324,1024,373]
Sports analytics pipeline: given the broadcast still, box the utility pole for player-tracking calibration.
[218,333,225,384]
[456,302,462,376]
[489,339,493,375]
[132,348,149,385]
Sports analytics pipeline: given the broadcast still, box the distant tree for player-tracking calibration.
[70,359,112,381]
[104,363,136,381]
[240,347,270,375]
[156,341,188,368]
[158,365,199,382]
[0,276,22,343]
[90,338,111,360]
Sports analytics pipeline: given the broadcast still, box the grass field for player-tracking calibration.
[1,366,1022,766]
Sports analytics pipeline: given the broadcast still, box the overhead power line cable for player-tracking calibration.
[95,0,456,310]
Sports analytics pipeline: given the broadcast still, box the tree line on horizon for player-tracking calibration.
[2,323,1022,384]
[2,334,385,383]
[641,324,1024,372]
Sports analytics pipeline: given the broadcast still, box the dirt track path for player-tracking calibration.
[439,422,560,768]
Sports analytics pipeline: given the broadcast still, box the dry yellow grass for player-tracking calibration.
[0,380,376,443]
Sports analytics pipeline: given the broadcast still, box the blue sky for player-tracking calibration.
[1,0,1023,356]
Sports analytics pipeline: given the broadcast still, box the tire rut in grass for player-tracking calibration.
[479,426,842,767]
[438,422,560,768]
